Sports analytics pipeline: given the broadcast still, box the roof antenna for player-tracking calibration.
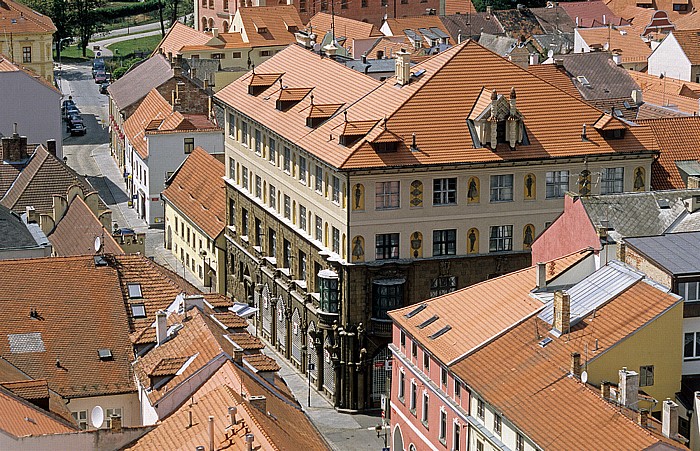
[343,110,348,122]
[310,93,314,106]
[383,115,387,129]
[252,64,255,75]
[279,77,283,90]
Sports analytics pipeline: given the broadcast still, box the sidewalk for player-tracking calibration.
[251,325,388,451]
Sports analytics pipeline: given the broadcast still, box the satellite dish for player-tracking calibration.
[94,236,102,254]
[91,405,104,428]
[581,371,588,384]
[547,49,554,58]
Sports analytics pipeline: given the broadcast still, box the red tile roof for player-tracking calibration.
[216,41,658,171]
[668,29,700,64]
[107,53,174,112]
[243,353,281,372]
[452,280,683,451]
[48,196,123,256]
[234,6,303,47]
[576,26,651,63]
[0,256,135,398]
[156,21,213,56]
[0,385,75,439]
[0,0,55,34]
[307,12,382,54]
[161,146,226,240]
[210,311,248,329]
[629,71,700,114]
[560,1,627,27]
[444,0,476,15]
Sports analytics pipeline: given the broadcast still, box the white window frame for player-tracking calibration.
[299,156,307,185]
[375,181,400,210]
[601,167,624,194]
[315,166,323,193]
[410,380,417,414]
[679,281,700,303]
[546,170,569,198]
[300,205,307,232]
[490,174,514,202]
[433,178,457,205]
[422,391,429,425]
[398,368,406,402]
[439,407,447,444]
[332,176,340,204]
[489,225,513,252]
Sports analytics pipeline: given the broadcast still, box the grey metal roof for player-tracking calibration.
[676,160,700,177]
[107,53,174,111]
[478,33,517,56]
[557,52,640,101]
[0,204,39,250]
[581,189,700,241]
[537,261,643,327]
[8,332,45,353]
[625,231,700,276]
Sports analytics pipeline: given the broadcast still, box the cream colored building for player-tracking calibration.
[0,0,56,83]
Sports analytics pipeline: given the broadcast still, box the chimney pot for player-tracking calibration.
[570,352,582,377]
[156,310,167,345]
[537,262,546,289]
[245,433,255,451]
[619,368,639,410]
[553,290,571,334]
[229,406,237,426]
[208,416,215,451]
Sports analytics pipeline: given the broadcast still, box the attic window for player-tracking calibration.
[247,73,283,96]
[131,303,146,318]
[127,283,143,298]
[576,76,591,87]
[94,255,108,267]
[306,103,343,128]
[428,325,452,339]
[98,348,113,360]
[371,141,399,153]
[603,129,625,139]
[257,26,268,33]
[417,315,439,329]
[405,304,427,318]
[276,87,313,111]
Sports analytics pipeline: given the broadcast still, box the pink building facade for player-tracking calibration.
[389,324,471,451]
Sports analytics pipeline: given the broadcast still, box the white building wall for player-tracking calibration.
[648,33,693,81]
[573,29,592,53]
[0,71,62,158]
[684,317,700,376]
[67,392,140,429]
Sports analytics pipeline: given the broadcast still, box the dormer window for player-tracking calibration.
[276,87,313,111]
[127,283,142,298]
[603,129,625,139]
[98,348,113,360]
[467,87,524,150]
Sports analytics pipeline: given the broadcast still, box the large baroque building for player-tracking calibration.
[213,40,659,410]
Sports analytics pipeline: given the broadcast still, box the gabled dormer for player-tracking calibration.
[276,87,314,111]
[593,113,627,140]
[337,119,379,147]
[369,128,403,153]
[468,87,525,150]
[248,72,284,96]
[305,97,344,128]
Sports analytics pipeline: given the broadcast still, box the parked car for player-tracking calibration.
[94,70,107,84]
[99,81,110,94]
[61,98,75,114]
[66,117,86,135]
[92,58,105,78]
[63,105,80,121]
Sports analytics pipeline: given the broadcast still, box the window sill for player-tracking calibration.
[398,396,405,404]
[432,203,458,207]
[490,199,514,203]
[376,207,400,211]
[422,420,429,429]
[439,438,446,447]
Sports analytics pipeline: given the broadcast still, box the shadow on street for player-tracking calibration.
[86,174,129,206]
[63,114,109,146]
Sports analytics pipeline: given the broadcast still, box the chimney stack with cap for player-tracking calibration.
[662,399,679,439]
[395,49,411,86]
[245,433,255,451]
[46,140,57,157]
[0,123,28,162]
[601,380,611,400]
[570,352,582,378]
[619,367,639,409]
[208,416,215,451]
[156,310,167,345]
[537,262,547,289]
[553,290,570,334]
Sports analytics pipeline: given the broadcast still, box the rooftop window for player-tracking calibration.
[98,348,113,360]
[127,283,143,299]
[132,303,146,318]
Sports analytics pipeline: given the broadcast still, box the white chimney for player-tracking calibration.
[685,196,700,213]
[245,433,255,451]
[612,53,622,65]
[208,416,215,451]
[662,399,679,439]
[156,310,167,346]
[537,262,547,289]
[619,367,639,409]
[395,49,411,86]
[212,27,219,38]
[631,89,643,105]
[529,53,539,66]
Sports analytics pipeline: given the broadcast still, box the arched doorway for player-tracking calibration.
[392,424,404,451]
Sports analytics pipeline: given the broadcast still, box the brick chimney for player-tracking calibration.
[601,380,611,400]
[570,352,581,377]
[46,139,57,157]
[638,409,649,428]
[616,242,626,261]
[110,414,122,432]
[619,367,639,409]
[395,49,411,86]
[0,123,29,162]
[662,399,679,439]
[553,290,571,334]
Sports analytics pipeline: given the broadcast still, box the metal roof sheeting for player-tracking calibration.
[625,231,700,276]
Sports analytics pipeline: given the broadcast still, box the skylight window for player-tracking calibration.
[127,283,143,299]
[405,304,427,318]
[98,348,113,360]
[131,303,146,318]
[429,325,452,340]
[418,315,439,329]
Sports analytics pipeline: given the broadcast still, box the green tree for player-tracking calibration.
[74,0,105,57]
[17,0,74,60]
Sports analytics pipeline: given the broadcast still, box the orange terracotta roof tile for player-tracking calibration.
[675,10,700,30]
[527,64,581,99]
[636,116,700,190]
[279,86,313,102]
[216,41,658,172]
[243,353,281,372]
[235,6,303,47]
[593,112,627,130]
[0,386,75,438]
[0,0,55,34]
[249,72,284,87]
[307,103,344,118]
[308,13,382,54]
[210,311,248,329]
[0,379,48,400]
[576,26,651,63]
[444,0,476,15]
[227,333,264,350]
[629,71,700,114]
[562,0,627,27]
[452,279,682,450]
[0,256,135,398]
[203,293,234,309]
[162,147,226,240]
[148,356,190,377]
[390,250,593,364]
[156,21,213,56]
[48,196,123,256]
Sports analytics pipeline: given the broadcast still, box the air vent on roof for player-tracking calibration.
[417,315,439,329]
[405,304,427,318]
[539,337,553,347]
[94,255,108,267]
[658,198,671,209]
[98,348,113,360]
[412,69,426,78]
[428,325,451,340]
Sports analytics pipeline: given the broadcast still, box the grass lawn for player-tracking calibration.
[107,34,162,59]
[57,45,95,62]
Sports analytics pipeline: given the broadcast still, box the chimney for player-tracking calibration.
[395,49,411,86]
[685,196,700,213]
[662,399,679,439]
[212,27,219,38]
[612,52,622,65]
[167,51,173,62]
[616,242,626,262]
[229,406,238,426]
[208,416,215,451]
[537,262,547,289]
[248,395,266,413]
[25,206,38,224]
[554,58,564,68]
[570,352,582,377]
[631,89,643,105]
[245,433,255,451]
[110,414,122,432]
[46,139,57,157]
[529,52,539,66]
[619,367,639,409]
[0,125,28,162]
[638,409,649,428]
[601,380,611,400]
[490,89,498,148]
[553,290,571,334]
[156,310,167,345]
[52,195,68,223]
[486,5,492,18]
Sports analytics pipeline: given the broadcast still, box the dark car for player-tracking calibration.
[94,70,107,84]
[63,105,80,121]
[61,98,75,114]
[67,117,86,135]
[92,58,105,78]
[99,81,110,94]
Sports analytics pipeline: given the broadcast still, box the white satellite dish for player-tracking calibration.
[581,371,588,384]
[91,405,104,428]
[547,49,554,58]
[94,236,102,254]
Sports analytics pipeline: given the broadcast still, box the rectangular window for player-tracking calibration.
[441,367,448,387]
[315,215,323,241]
[184,137,194,154]
[211,53,224,59]
[315,166,323,192]
[299,205,307,232]
[268,228,276,257]
[255,218,262,247]
[283,239,291,268]
[72,410,88,430]
[679,282,700,302]
[232,52,242,58]
[105,408,122,429]
[423,352,430,372]
[412,341,417,358]
[300,0,307,11]
[516,433,525,451]
[241,121,248,146]
[362,0,367,6]
[640,365,654,387]
[546,170,569,198]
[242,167,249,191]
[454,422,461,451]
[674,3,688,11]
[269,185,276,210]
[260,50,272,57]
[432,229,456,256]
[284,147,291,172]
[299,157,307,184]
[439,409,447,443]
[433,178,457,205]
[299,250,307,280]
[228,113,235,138]
[454,379,461,398]
[284,195,291,219]
[269,138,276,163]
[372,280,403,319]
[332,176,340,204]
[398,370,405,401]
[430,276,457,297]
[601,167,624,194]
[490,174,514,202]
[241,209,248,236]
[22,46,31,63]
[375,181,400,210]
[477,440,484,451]
[255,175,261,199]
[376,233,400,260]
[332,227,340,253]
[228,157,235,180]
[489,225,513,252]
[254,129,262,155]
[494,414,502,435]
[477,398,485,420]
[422,392,429,425]
[410,381,417,413]
[400,330,406,348]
